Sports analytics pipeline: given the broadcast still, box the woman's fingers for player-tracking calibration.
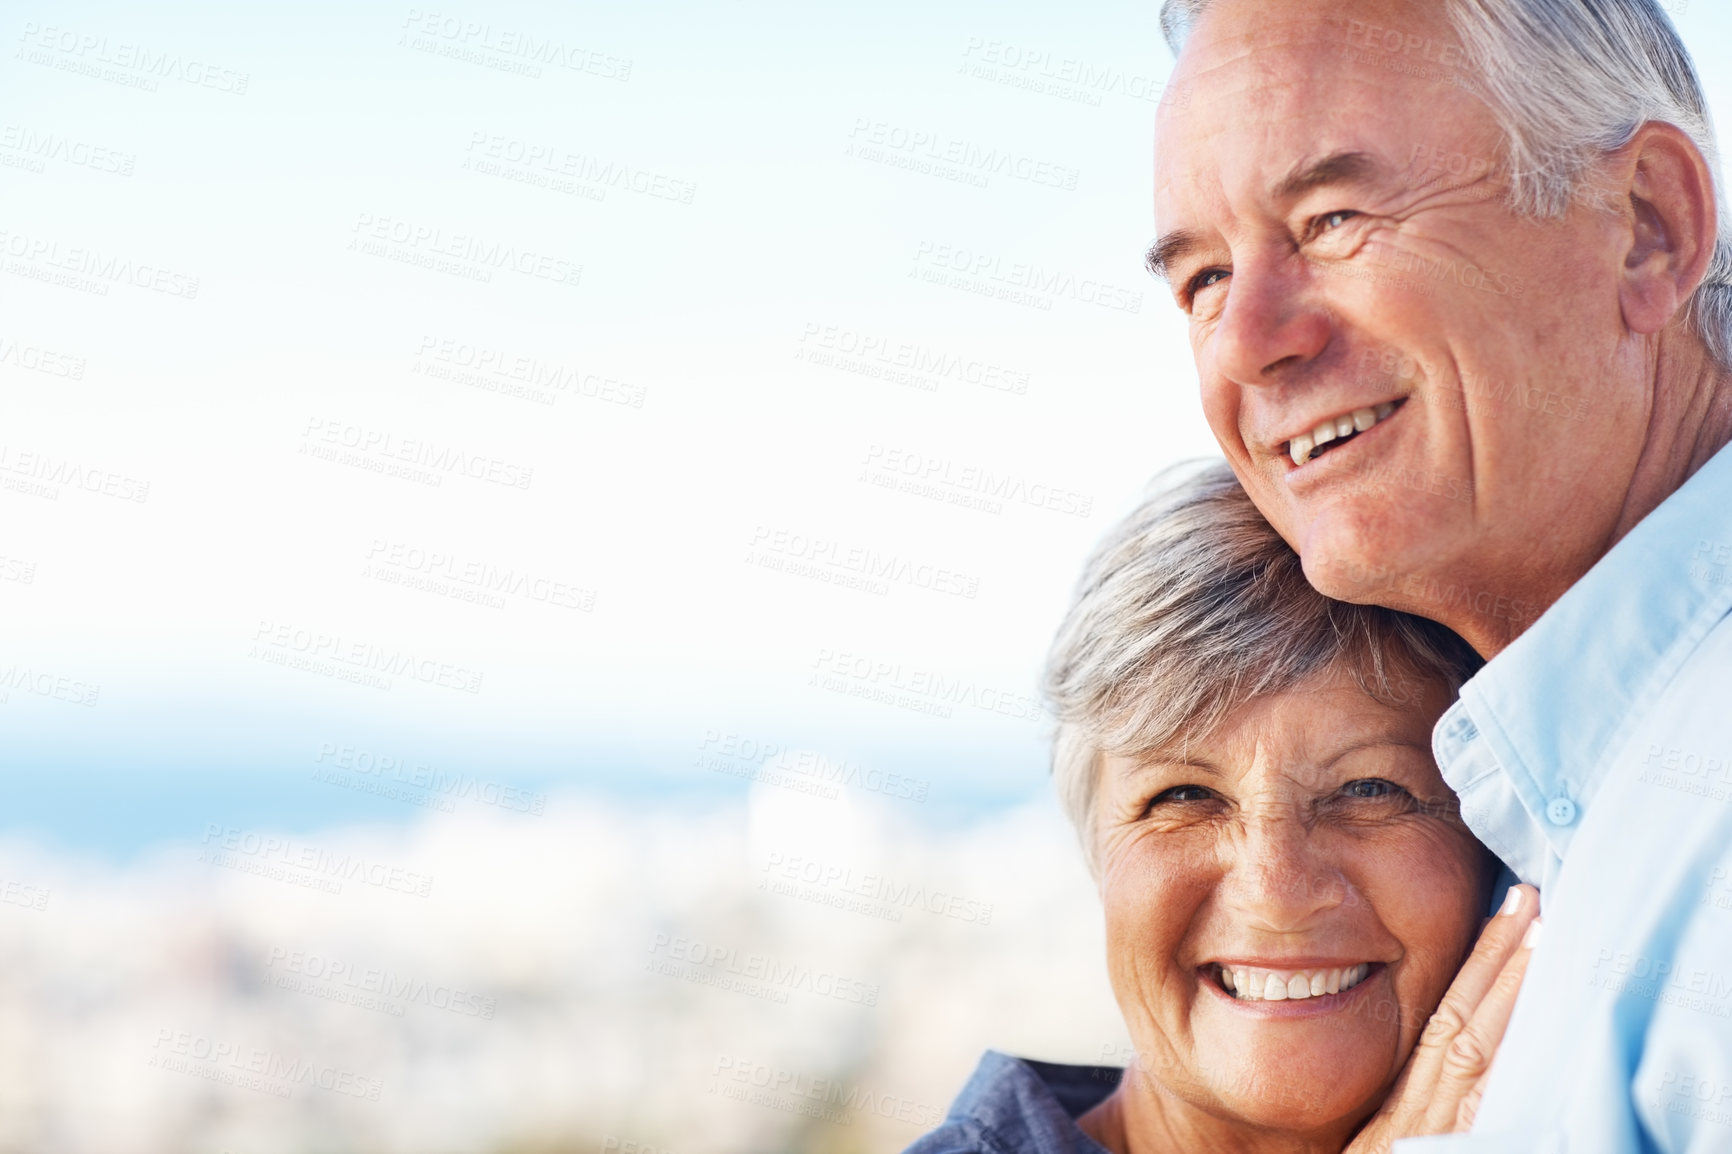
[1344,887,1541,1152]
[1435,917,1542,1131]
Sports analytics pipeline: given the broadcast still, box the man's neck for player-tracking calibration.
[1463,333,1732,659]
[1612,335,1732,546]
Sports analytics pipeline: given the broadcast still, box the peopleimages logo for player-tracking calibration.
[301,418,533,490]
[17,22,251,94]
[148,1030,381,1100]
[200,824,435,898]
[0,333,86,379]
[796,321,1030,396]
[746,525,980,600]
[697,730,930,804]
[0,442,148,502]
[759,851,993,925]
[414,335,647,408]
[347,212,582,289]
[646,934,879,1007]
[808,647,1046,723]
[0,662,100,707]
[0,124,135,175]
[957,36,1187,109]
[363,539,593,612]
[710,1055,944,1128]
[860,443,1093,518]
[398,8,632,81]
[264,946,496,1019]
[251,619,485,695]
[0,227,199,298]
[463,132,694,204]
[910,240,1142,314]
[845,118,1080,191]
[314,742,548,815]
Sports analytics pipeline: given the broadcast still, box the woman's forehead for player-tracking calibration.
[1107,679,1445,781]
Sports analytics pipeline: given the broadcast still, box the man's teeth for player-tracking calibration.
[1289,401,1400,466]
[1219,963,1371,1001]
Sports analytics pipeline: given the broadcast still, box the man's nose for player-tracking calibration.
[1206,257,1331,387]
[1220,815,1348,931]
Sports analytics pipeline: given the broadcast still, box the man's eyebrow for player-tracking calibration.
[1273,149,1383,201]
[1144,228,1203,282]
[1145,152,1385,283]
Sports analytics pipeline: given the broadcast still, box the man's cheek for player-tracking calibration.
[1196,382,1247,458]
[1244,473,1306,547]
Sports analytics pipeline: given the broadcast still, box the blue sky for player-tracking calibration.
[2,0,1726,859]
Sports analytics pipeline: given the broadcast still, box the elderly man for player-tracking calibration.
[1151,0,1732,1149]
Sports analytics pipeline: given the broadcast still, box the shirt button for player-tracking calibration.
[1545,797,1578,826]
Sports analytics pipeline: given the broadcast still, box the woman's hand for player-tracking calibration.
[1345,884,1541,1152]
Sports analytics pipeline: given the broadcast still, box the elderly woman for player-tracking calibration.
[909,463,1538,1154]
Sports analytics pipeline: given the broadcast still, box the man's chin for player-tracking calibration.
[1292,514,1439,609]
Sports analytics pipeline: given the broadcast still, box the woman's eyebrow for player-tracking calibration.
[1121,754,1224,779]
[1313,737,1431,775]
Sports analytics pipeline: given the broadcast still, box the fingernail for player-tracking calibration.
[1523,919,1543,949]
[1499,886,1525,916]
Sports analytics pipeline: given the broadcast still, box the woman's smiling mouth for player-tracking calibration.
[1205,962,1379,1002]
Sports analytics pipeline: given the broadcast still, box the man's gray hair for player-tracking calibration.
[1158,0,1732,369]
[1043,461,1481,873]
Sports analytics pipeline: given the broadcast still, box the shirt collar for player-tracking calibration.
[945,1051,1118,1153]
[1435,442,1732,866]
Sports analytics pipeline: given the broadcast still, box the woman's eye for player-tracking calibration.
[1341,778,1399,799]
[1151,784,1214,806]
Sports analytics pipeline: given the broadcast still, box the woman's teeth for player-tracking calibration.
[1288,401,1399,466]
[1218,963,1372,1002]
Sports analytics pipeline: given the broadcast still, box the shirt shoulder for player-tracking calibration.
[901,1051,1120,1154]
[902,1118,1007,1154]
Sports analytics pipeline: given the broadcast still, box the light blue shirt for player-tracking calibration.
[1402,444,1732,1153]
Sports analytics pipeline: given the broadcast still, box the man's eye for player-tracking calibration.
[1308,210,1360,241]
[1185,268,1228,298]
[1341,778,1399,799]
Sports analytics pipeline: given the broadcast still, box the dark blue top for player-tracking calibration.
[903,1051,1122,1154]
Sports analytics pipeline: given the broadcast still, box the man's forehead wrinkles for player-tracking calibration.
[1175,14,1378,107]
[1178,9,1348,76]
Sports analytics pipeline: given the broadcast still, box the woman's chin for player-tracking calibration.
[1182,972,1401,1130]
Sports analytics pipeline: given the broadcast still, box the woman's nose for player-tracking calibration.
[1205,256,1331,389]
[1219,816,1349,931]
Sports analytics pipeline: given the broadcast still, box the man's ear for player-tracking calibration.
[1614,121,1719,337]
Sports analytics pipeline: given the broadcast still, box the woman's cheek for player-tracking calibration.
[1352,825,1488,1043]
[1099,830,1218,981]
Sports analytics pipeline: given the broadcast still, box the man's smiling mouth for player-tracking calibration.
[1284,400,1405,467]
[1208,962,1376,1001]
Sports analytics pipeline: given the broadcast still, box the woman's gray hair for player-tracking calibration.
[1043,461,1481,873]
[1158,0,1732,369]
